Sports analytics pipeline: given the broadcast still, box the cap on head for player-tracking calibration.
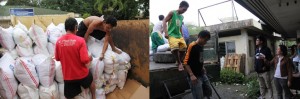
[104,15,117,27]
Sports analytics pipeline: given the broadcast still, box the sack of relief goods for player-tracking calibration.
[0,53,18,99]
[157,44,170,52]
[47,23,63,44]
[47,42,55,55]
[29,24,48,48]
[116,51,131,65]
[14,57,39,88]
[103,50,118,65]
[90,58,105,88]
[88,39,104,58]
[8,49,19,59]
[17,84,39,99]
[33,45,50,56]
[39,83,59,99]
[104,84,117,94]
[32,54,55,87]
[13,28,32,48]
[104,63,119,74]
[96,88,106,99]
[57,23,66,35]
[16,45,34,57]
[0,26,15,50]
[117,70,128,89]
[58,83,66,99]
[15,21,28,32]
[55,61,64,83]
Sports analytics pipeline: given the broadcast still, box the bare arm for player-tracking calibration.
[162,11,173,38]
[99,33,109,60]
[84,20,102,42]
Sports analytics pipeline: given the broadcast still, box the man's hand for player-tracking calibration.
[190,75,198,85]
[165,33,169,39]
[99,53,104,61]
[113,48,122,54]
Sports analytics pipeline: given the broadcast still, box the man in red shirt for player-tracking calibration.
[55,17,95,99]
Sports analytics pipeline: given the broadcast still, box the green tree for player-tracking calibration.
[185,23,204,35]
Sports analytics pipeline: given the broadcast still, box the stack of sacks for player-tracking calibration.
[29,24,49,56]
[13,25,34,57]
[46,23,65,55]
[14,57,39,99]
[32,54,58,99]
[0,53,18,99]
[86,36,131,95]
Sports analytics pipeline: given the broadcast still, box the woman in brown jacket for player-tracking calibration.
[262,45,293,99]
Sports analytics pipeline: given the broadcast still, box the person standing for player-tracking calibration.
[254,35,273,99]
[55,17,95,99]
[263,45,293,99]
[163,1,189,71]
[151,15,166,53]
[183,30,212,99]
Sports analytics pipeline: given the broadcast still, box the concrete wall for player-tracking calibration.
[218,29,257,75]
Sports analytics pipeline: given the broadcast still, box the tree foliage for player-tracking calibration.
[5,0,149,20]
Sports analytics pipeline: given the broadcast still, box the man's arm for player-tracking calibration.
[107,32,122,54]
[162,11,173,39]
[84,20,102,42]
[99,33,109,60]
[183,43,198,85]
[79,40,92,67]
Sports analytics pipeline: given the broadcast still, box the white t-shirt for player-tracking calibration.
[274,57,287,79]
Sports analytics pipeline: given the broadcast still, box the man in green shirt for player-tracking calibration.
[151,15,166,53]
[163,1,189,71]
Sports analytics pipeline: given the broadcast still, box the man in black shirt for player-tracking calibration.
[183,30,211,99]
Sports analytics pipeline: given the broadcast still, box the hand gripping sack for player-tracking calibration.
[14,57,39,88]
[0,53,18,99]
[0,26,16,50]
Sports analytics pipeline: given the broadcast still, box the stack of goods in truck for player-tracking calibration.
[0,21,131,99]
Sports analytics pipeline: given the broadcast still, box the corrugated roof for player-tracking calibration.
[0,5,69,16]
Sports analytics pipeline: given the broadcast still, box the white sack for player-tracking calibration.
[0,53,18,99]
[14,57,39,88]
[0,26,15,50]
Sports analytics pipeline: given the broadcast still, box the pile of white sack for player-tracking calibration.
[0,21,131,99]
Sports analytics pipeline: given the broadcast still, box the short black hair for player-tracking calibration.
[198,30,211,39]
[279,45,288,56]
[256,35,266,43]
[104,16,117,27]
[159,15,164,21]
[179,1,189,8]
[64,17,78,32]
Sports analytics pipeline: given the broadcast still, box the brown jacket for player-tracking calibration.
[266,56,293,82]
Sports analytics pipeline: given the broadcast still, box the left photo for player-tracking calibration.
[0,0,149,99]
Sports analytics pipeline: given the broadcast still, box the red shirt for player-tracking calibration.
[55,33,90,80]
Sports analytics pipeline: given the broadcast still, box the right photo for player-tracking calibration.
[150,0,300,99]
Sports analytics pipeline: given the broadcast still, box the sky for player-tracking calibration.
[150,0,260,26]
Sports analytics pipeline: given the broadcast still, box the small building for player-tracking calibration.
[205,19,279,75]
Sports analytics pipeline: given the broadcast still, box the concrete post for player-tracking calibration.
[241,29,250,75]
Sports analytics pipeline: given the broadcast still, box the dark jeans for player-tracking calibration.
[187,75,212,99]
[274,78,292,99]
